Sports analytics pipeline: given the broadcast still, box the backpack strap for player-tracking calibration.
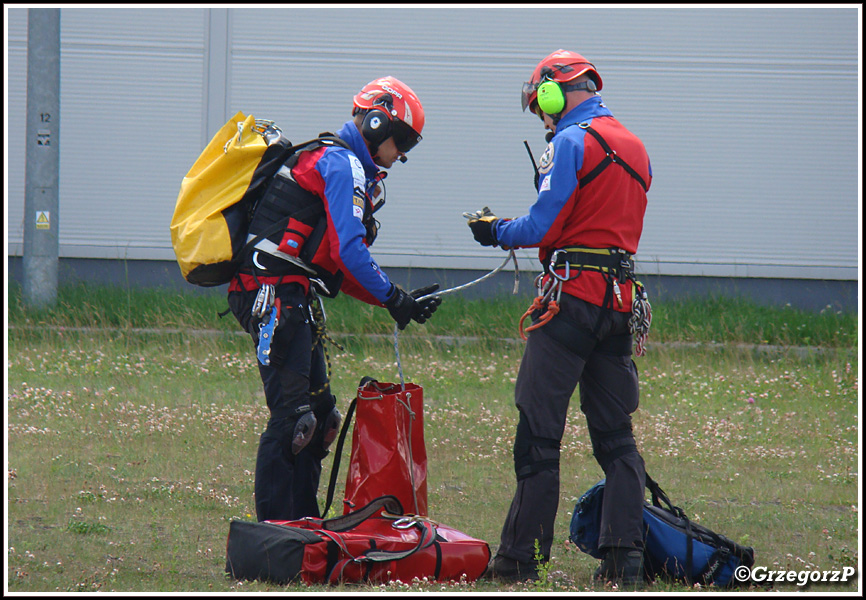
[240,134,352,279]
[646,473,695,584]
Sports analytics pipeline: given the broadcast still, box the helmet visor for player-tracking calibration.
[392,120,422,153]
[521,80,538,112]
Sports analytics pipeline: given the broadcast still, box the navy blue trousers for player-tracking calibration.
[497,293,646,563]
[228,283,332,522]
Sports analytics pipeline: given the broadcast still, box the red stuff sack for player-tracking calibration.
[225,495,491,585]
[342,378,428,516]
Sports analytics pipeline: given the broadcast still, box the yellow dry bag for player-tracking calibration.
[170,112,293,287]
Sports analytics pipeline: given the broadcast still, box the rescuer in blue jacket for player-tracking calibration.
[468,50,652,588]
[228,76,442,522]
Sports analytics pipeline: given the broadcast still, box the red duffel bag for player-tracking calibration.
[225,495,491,585]
[342,378,428,516]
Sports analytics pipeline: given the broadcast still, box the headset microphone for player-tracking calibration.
[398,156,407,163]
[545,131,554,143]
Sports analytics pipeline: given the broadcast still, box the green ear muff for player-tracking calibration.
[536,80,566,115]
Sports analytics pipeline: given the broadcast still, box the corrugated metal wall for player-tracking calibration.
[6,6,860,280]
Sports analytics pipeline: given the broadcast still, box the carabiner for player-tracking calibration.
[392,517,417,530]
[548,249,570,282]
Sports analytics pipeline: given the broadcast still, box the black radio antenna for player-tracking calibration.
[523,140,540,190]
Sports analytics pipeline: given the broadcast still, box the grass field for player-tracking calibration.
[6,283,861,593]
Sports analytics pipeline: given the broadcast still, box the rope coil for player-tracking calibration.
[629,282,652,357]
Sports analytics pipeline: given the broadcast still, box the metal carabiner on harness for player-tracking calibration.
[612,279,623,308]
[547,249,571,282]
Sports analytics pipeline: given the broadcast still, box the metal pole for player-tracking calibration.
[23,8,61,309]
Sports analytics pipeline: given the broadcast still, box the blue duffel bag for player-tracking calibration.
[570,474,755,587]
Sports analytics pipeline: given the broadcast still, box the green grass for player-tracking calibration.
[7,280,857,348]
[6,283,860,593]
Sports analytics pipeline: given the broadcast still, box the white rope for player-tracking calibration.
[391,249,519,516]
[415,249,519,303]
[394,249,519,387]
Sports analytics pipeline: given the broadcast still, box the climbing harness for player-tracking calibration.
[577,122,649,192]
[519,246,653,355]
[252,282,342,400]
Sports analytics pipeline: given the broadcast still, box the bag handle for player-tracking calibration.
[318,494,438,584]
[646,473,687,519]
[321,494,404,532]
[646,472,734,585]
[645,473,695,582]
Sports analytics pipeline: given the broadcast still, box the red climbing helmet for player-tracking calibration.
[353,76,425,153]
[521,49,603,112]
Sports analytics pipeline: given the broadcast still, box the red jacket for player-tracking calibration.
[495,96,651,311]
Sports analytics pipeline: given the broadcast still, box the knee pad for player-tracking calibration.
[314,394,341,451]
[266,404,317,458]
[513,412,561,481]
[588,425,638,472]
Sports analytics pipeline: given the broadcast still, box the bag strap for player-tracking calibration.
[324,519,437,584]
[647,472,739,586]
[320,376,379,517]
[321,395,358,518]
[646,474,688,518]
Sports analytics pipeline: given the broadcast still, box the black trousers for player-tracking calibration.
[228,283,333,522]
[497,293,646,563]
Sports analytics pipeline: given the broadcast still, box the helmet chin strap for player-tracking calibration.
[364,129,381,159]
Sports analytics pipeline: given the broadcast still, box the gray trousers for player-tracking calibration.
[497,293,646,563]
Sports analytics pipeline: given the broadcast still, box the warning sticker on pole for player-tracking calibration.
[36,211,51,230]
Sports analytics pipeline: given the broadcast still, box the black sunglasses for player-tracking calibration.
[391,120,422,153]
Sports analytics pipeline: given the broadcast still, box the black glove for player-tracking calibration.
[409,284,442,325]
[385,284,442,330]
[464,206,499,247]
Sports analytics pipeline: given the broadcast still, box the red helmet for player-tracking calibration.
[521,49,603,112]
[353,76,424,153]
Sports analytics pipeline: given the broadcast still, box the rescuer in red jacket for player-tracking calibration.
[468,50,653,587]
[228,76,442,523]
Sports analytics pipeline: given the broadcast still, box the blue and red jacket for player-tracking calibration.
[494,95,652,311]
[230,121,394,306]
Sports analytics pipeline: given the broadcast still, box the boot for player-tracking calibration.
[482,553,540,583]
[594,547,644,589]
